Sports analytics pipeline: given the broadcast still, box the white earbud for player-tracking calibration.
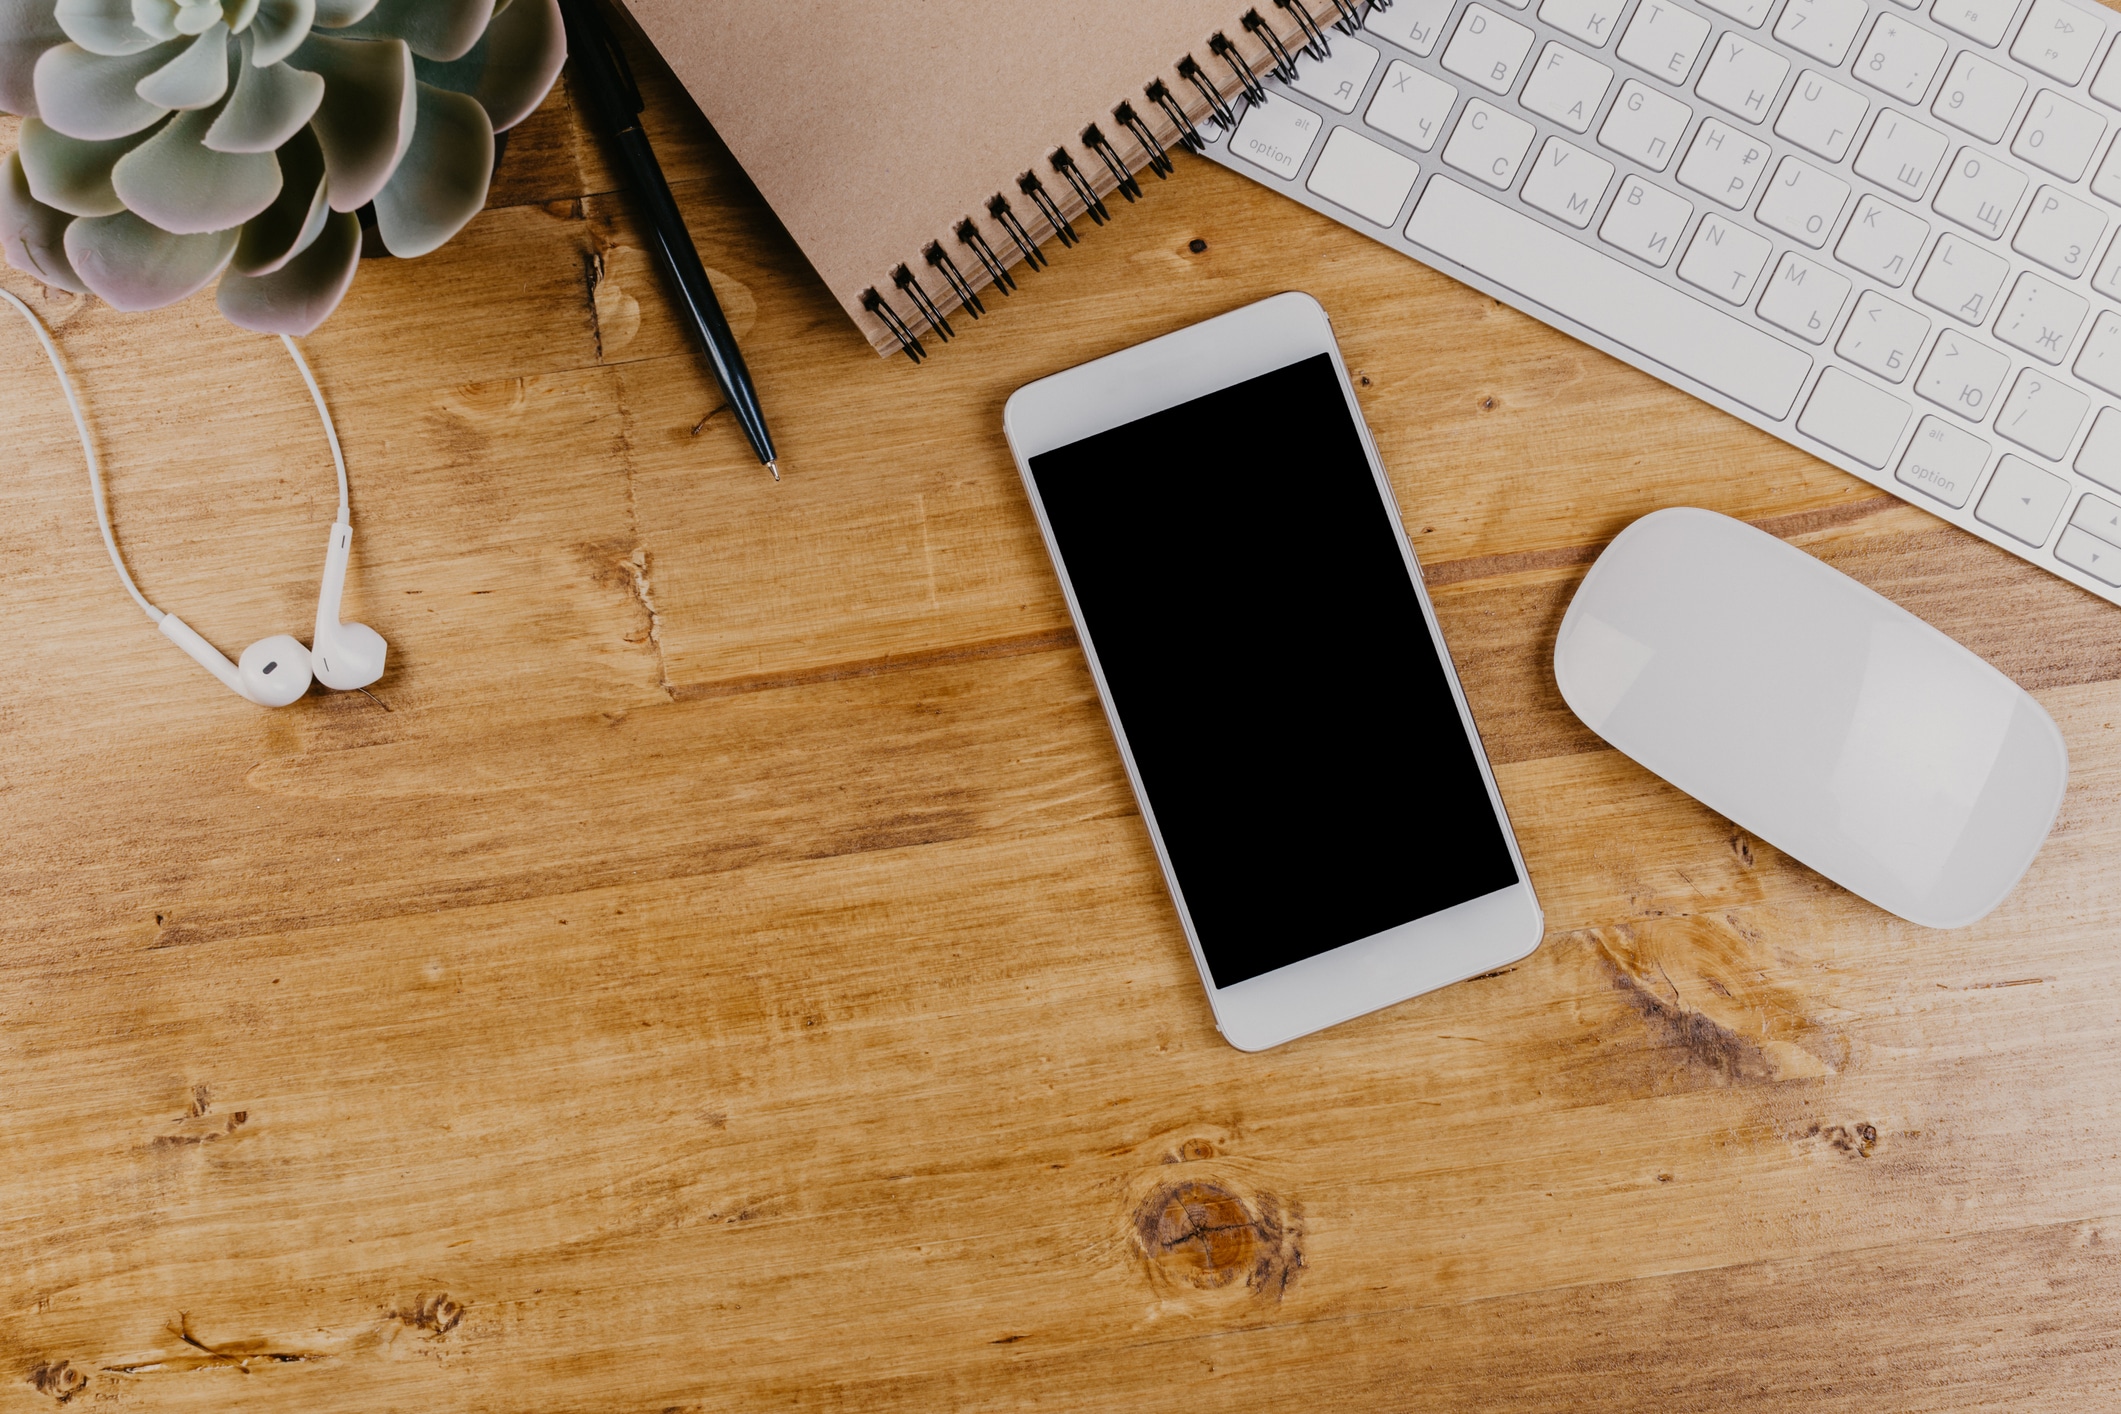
[160,616,315,707]
[310,520,388,690]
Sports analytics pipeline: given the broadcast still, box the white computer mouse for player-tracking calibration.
[1553,507,2067,928]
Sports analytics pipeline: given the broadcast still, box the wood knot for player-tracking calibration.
[391,1293,464,1337]
[1132,1179,1302,1297]
[29,1363,86,1403]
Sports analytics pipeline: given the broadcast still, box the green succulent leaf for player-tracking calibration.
[412,0,559,133]
[112,101,282,232]
[373,80,489,257]
[248,0,311,65]
[130,0,178,40]
[230,119,325,274]
[1,0,69,117]
[55,0,159,56]
[33,40,176,137]
[0,150,87,291]
[205,33,321,151]
[135,20,228,108]
[309,0,377,26]
[290,31,413,211]
[63,207,236,309]
[343,0,491,62]
[18,115,158,215]
[217,204,357,333]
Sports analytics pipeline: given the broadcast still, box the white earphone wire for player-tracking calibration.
[1,288,352,618]
[0,286,160,622]
[281,333,349,522]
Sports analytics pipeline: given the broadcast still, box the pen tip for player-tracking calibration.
[766,459,781,482]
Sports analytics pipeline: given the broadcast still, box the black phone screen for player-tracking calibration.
[1027,353,1520,988]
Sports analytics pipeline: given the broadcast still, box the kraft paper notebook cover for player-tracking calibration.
[618,0,1348,359]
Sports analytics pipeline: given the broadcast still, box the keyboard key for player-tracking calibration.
[2072,491,2121,545]
[1995,368,2090,458]
[1600,173,1694,264]
[1931,148,2028,240]
[1775,0,1868,64]
[1520,135,1616,226]
[1995,271,2090,363]
[2092,37,2121,109]
[1599,79,1694,169]
[1699,0,1772,26]
[1897,415,1991,505]
[1540,0,1625,47]
[1679,212,1773,301]
[2012,89,2105,181]
[1677,118,1771,208]
[1617,0,1712,84]
[1931,0,2015,48]
[1443,4,1537,93]
[1307,125,1422,224]
[1836,195,1929,286]
[1696,32,1790,123]
[1289,36,1382,113]
[1917,327,2012,419]
[2076,405,2121,489]
[2056,523,2121,582]
[1975,453,2070,543]
[1855,109,1949,200]
[1914,232,2010,324]
[1775,69,1869,162]
[2011,0,2105,85]
[2093,236,2121,300]
[2013,185,2105,278]
[1756,250,1852,341]
[2090,133,2121,204]
[2076,310,2121,395]
[1229,96,1326,178]
[1839,290,1932,380]
[1406,176,1812,416]
[1797,368,1912,467]
[1443,98,1538,187]
[1932,51,2028,143]
[1367,0,1455,56]
[1522,42,1615,132]
[1853,14,1948,104]
[1367,62,1458,150]
[1757,155,1850,247]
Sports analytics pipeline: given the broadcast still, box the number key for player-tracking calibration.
[1775,0,1869,64]
[1931,51,2027,143]
[1853,13,1948,104]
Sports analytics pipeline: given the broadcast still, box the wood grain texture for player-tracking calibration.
[5,24,2121,1414]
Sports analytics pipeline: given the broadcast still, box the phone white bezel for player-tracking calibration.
[1002,291,1544,1052]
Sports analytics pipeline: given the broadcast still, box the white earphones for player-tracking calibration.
[3,287,386,707]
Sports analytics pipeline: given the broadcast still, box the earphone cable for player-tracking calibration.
[281,333,349,521]
[2,286,163,623]
[0,288,350,620]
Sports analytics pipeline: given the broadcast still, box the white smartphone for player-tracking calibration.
[1003,292,1543,1051]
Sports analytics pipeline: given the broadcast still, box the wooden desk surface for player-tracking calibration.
[5,35,2121,1413]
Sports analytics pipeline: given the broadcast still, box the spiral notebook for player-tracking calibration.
[617,0,1349,361]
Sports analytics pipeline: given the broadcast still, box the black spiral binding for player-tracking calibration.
[986,194,1047,272]
[1018,171,1078,247]
[956,217,1017,293]
[1209,31,1270,103]
[1274,0,1332,59]
[925,241,985,317]
[1082,124,1144,202]
[1114,101,1174,177]
[862,3,1392,362]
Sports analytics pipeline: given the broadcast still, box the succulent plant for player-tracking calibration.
[0,0,565,332]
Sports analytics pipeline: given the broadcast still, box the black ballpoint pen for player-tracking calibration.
[558,0,780,479]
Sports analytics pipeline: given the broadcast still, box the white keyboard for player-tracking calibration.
[1205,0,2121,603]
